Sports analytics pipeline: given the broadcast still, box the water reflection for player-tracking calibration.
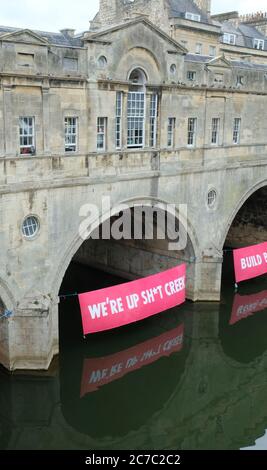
[230,290,267,325]
[81,324,184,396]
[0,264,267,450]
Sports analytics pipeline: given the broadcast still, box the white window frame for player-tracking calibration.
[127,92,145,148]
[223,33,236,45]
[97,117,107,151]
[195,43,202,55]
[116,92,122,150]
[167,118,176,148]
[65,117,78,153]
[150,93,158,148]
[187,71,196,81]
[254,38,264,50]
[188,118,197,147]
[185,12,201,22]
[19,116,35,155]
[233,118,241,144]
[209,46,216,57]
[211,118,220,145]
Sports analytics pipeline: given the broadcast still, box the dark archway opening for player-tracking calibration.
[58,207,194,441]
[222,186,267,288]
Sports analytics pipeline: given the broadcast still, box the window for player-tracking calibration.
[150,94,158,148]
[209,46,216,57]
[115,92,122,150]
[63,57,78,71]
[254,38,264,50]
[211,118,220,145]
[237,75,244,86]
[19,117,35,155]
[187,71,196,81]
[233,118,241,144]
[127,92,145,148]
[17,53,34,67]
[167,118,176,148]
[170,64,177,74]
[196,43,202,55]
[207,190,217,208]
[185,12,201,22]
[22,216,40,239]
[65,117,78,153]
[97,117,107,151]
[223,33,236,45]
[188,118,197,147]
[98,56,107,68]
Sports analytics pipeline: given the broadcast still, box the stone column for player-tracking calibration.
[3,84,15,157]
[42,86,51,155]
[3,295,59,371]
[194,252,223,302]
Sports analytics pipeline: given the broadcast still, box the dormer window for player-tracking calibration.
[185,12,201,22]
[223,33,236,45]
[254,38,264,50]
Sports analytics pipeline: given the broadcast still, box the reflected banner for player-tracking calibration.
[230,291,267,325]
[81,323,184,396]
[78,265,186,335]
[233,242,267,283]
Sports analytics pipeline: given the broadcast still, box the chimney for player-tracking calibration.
[193,0,211,16]
[60,29,75,37]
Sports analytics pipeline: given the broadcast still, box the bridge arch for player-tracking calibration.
[52,196,200,302]
[220,178,267,250]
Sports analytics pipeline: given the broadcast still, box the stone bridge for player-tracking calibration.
[0,144,267,370]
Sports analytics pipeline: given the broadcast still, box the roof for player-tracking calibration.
[0,25,83,47]
[185,53,267,70]
[221,21,267,51]
[167,0,210,23]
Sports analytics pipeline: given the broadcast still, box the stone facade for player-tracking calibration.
[0,1,267,370]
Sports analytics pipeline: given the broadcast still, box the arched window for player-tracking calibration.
[127,68,147,148]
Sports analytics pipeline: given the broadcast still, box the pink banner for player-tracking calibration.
[78,265,186,335]
[233,242,267,283]
[230,291,267,325]
[81,323,184,396]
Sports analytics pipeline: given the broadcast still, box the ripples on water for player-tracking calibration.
[1,261,267,450]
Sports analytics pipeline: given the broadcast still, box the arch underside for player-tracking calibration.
[225,185,267,249]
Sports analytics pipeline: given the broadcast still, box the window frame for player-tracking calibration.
[19,116,36,156]
[115,92,123,150]
[97,117,107,151]
[150,93,158,148]
[127,91,146,149]
[209,45,216,57]
[185,12,201,22]
[223,33,236,45]
[195,43,203,55]
[253,38,264,50]
[233,118,241,145]
[187,118,197,147]
[65,116,78,153]
[211,118,220,145]
[167,117,176,148]
[187,71,196,81]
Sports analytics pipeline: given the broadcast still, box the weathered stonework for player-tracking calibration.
[0,2,266,370]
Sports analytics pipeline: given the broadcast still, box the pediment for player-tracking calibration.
[86,18,187,55]
[206,56,232,69]
[0,29,49,45]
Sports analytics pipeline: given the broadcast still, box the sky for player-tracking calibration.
[0,1,266,34]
